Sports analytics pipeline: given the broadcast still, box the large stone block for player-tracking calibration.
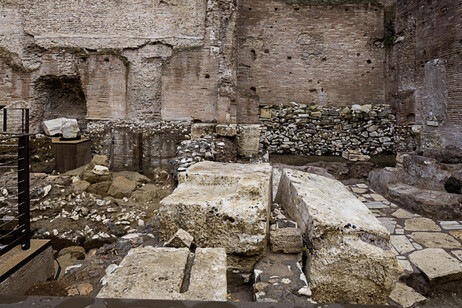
[236,125,261,157]
[159,162,272,271]
[97,247,227,301]
[275,169,402,305]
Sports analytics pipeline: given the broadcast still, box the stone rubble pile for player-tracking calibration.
[0,154,174,246]
[260,103,411,156]
[174,137,236,172]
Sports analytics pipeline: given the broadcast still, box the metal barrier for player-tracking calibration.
[0,107,31,256]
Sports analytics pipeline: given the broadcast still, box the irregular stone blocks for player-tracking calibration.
[275,169,402,305]
[158,162,272,271]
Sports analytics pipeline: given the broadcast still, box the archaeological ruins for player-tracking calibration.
[0,0,461,306]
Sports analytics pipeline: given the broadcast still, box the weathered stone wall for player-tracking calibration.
[236,0,386,123]
[388,0,462,149]
[0,0,237,130]
[260,104,415,156]
[85,121,190,176]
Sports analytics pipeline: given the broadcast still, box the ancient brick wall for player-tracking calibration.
[390,0,462,149]
[79,55,128,120]
[0,0,237,128]
[236,0,386,123]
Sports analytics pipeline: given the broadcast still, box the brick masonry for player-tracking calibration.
[388,0,462,149]
[236,0,386,123]
[0,0,460,165]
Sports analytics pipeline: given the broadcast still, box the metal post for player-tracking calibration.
[138,132,144,174]
[3,109,7,132]
[17,135,30,250]
[25,109,29,134]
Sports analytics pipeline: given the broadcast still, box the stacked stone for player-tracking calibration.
[260,103,398,156]
[175,137,227,172]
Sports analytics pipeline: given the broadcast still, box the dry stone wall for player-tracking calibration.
[260,103,415,156]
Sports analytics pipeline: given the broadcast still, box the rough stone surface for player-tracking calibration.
[236,125,261,157]
[253,253,311,303]
[92,165,110,176]
[410,232,461,249]
[391,235,415,254]
[450,230,462,241]
[159,162,272,271]
[58,246,86,260]
[404,217,441,231]
[368,154,462,220]
[91,155,109,167]
[389,283,426,308]
[260,105,407,156]
[269,228,303,254]
[408,248,462,285]
[42,118,66,136]
[61,118,80,139]
[107,176,137,199]
[97,246,227,301]
[165,229,194,249]
[275,169,401,304]
[113,171,150,184]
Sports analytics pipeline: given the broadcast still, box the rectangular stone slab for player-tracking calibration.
[97,247,227,301]
[159,162,272,271]
[275,169,402,305]
[409,248,462,285]
[275,169,389,241]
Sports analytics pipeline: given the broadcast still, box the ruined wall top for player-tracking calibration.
[4,0,207,50]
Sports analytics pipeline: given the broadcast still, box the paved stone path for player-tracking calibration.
[348,183,462,306]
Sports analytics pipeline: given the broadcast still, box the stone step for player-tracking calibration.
[97,247,227,301]
[275,169,402,305]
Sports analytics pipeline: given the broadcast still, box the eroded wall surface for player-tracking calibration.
[389,0,462,149]
[0,0,237,130]
[236,0,385,123]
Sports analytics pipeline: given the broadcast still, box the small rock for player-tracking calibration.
[77,283,93,296]
[58,246,86,260]
[164,229,194,249]
[389,283,426,308]
[107,176,137,199]
[270,228,303,254]
[61,119,80,139]
[43,185,52,197]
[92,165,110,176]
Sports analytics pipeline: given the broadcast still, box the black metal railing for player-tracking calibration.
[0,107,31,256]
